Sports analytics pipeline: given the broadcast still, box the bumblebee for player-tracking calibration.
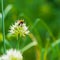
[18,20,24,26]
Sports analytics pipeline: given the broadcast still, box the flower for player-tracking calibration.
[9,20,29,37]
[0,55,9,60]
[0,49,23,60]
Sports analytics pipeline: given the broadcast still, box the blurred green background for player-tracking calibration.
[0,0,60,60]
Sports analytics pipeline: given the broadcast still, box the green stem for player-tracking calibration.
[44,39,50,60]
[17,35,20,50]
[21,41,37,53]
[1,0,6,53]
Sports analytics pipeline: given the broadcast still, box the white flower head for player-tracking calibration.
[0,55,9,60]
[9,20,29,37]
[0,49,23,60]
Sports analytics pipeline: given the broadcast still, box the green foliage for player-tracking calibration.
[0,0,60,60]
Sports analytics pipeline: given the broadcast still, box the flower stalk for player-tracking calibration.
[17,34,20,50]
[1,0,6,53]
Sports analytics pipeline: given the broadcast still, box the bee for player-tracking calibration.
[18,20,24,27]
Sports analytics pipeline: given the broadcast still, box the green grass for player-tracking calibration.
[0,0,60,60]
